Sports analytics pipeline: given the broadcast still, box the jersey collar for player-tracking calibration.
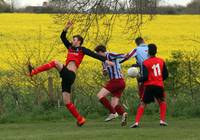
[138,43,147,47]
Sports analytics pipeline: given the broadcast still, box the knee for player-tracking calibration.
[53,60,59,66]
[158,98,166,103]
[63,92,71,104]
[140,102,146,108]
[97,93,103,100]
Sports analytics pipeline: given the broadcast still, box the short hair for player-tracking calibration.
[135,37,144,46]
[73,35,84,46]
[95,45,107,53]
[148,44,157,56]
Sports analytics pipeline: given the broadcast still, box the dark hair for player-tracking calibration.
[95,45,107,53]
[148,44,157,56]
[73,35,84,46]
[135,37,144,46]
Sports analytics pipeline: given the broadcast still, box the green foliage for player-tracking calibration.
[166,49,200,117]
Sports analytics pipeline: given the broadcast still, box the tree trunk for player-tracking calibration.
[48,76,54,103]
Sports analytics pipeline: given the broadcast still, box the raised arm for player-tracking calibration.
[120,48,137,64]
[60,21,73,49]
[60,30,71,49]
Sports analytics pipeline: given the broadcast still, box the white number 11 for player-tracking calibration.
[152,64,161,76]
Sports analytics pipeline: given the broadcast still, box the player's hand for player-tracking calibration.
[64,20,73,31]
[105,60,115,66]
[124,53,129,59]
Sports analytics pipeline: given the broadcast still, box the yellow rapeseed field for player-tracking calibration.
[0,14,200,71]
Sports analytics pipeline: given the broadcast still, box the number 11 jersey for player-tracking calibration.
[142,57,168,88]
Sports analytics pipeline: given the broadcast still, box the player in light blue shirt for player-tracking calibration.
[120,37,149,67]
[120,37,149,99]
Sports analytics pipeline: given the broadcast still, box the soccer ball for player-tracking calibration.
[127,67,139,78]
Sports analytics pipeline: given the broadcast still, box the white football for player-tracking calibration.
[127,67,139,78]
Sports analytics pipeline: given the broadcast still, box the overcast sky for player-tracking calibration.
[6,0,193,8]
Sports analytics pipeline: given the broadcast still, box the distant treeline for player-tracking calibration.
[0,0,200,14]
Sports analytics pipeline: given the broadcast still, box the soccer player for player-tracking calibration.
[95,45,128,126]
[130,44,169,128]
[120,37,148,99]
[28,21,114,126]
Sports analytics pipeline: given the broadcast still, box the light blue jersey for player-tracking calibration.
[120,44,149,66]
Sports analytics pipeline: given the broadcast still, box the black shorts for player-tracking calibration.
[60,67,76,93]
[142,86,164,104]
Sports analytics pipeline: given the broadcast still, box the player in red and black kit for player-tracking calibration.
[27,21,114,126]
[130,44,169,128]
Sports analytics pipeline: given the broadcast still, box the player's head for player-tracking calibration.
[72,35,84,47]
[148,44,157,56]
[95,45,107,56]
[135,37,144,46]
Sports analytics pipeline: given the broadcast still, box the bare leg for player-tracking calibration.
[111,97,119,108]
[62,92,71,104]
[97,88,110,99]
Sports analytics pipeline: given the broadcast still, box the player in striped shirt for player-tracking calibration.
[95,45,128,126]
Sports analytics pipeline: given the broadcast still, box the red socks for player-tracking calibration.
[134,102,166,123]
[159,102,167,121]
[115,105,125,116]
[66,102,82,122]
[31,61,56,75]
[99,97,116,114]
[135,105,145,123]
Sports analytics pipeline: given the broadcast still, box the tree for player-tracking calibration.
[186,0,200,14]
[0,0,10,12]
[51,0,159,47]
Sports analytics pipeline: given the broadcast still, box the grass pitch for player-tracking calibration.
[0,118,200,140]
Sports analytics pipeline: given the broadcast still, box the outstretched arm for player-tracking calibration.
[119,49,137,63]
[60,21,73,49]
[82,47,114,66]
[108,53,127,60]
[82,47,107,62]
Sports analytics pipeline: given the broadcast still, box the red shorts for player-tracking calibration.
[104,78,126,98]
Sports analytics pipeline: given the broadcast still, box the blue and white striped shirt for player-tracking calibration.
[103,52,125,80]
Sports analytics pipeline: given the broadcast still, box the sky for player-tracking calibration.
[5,0,193,8]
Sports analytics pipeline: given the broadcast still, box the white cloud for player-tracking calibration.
[160,0,192,6]
[6,0,48,8]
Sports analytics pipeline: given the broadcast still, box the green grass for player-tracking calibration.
[0,118,200,140]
